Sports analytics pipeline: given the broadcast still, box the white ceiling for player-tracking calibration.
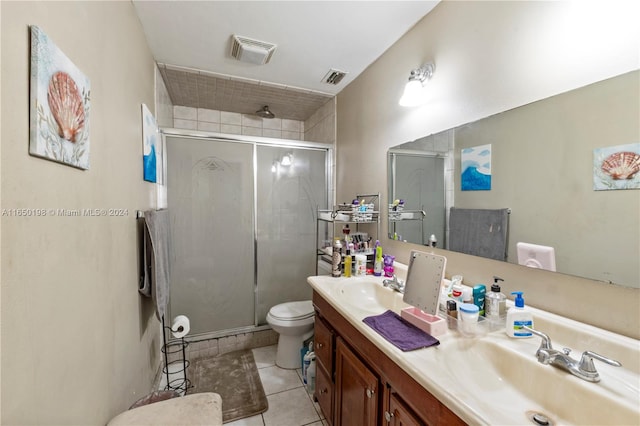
[133,1,440,96]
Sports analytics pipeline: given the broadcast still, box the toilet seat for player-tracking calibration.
[268,301,314,321]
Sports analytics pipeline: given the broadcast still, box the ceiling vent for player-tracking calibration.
[322,69,348,85]
[231,35,277,65]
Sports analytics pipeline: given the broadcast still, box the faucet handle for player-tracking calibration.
[578,351,622,373]
[522,326,553,351]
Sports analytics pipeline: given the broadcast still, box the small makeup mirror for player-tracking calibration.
[403,250,447,315]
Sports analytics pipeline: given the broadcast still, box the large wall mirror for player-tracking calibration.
[387,70,639,288]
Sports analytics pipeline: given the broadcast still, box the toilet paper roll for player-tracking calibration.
[171,315,190,338]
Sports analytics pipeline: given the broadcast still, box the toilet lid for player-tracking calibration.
[269,300,314,321]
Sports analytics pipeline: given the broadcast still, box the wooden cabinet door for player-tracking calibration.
[334,337,379,426]
[315,316,334,371]
[315,361,333,424]
[385,392,425,426]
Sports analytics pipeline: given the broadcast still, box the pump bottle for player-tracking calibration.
[505,291,534,338]
[485,276,507,325]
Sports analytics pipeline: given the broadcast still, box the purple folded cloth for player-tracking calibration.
[363,310,440,351]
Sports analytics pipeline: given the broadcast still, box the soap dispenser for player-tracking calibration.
[505,291,534,338]
[485,276,507,325]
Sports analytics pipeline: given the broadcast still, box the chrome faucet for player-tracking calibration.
[382,275,405,293]
[522,326,622,382]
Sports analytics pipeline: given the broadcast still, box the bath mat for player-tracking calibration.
[188,349,268,423]
[363,310,440,351]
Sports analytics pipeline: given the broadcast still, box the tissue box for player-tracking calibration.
[401,307,447,337]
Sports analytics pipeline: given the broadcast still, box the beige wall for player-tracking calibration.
[336,1,639,338]
[1,2,161,424]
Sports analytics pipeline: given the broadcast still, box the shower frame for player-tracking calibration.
[160,128,333,341]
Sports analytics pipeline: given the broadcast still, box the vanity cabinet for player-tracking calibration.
[384,390,423,426]
[335,337,379,425]
[313,291,466,426]
[314,316,334,422]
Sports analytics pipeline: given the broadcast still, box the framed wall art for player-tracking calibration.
[29,25,91,170]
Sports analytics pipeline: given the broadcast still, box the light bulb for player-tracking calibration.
[399,80,426,107]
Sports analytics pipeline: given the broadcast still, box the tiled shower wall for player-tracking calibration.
[155,65,174,128]
[304,98,336,144]
[173,106,305,141]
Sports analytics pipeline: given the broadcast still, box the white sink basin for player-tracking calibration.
[332,278,410,315]
[438,336,640,425]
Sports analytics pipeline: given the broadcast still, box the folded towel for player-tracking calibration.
[142,209,171,321]
[363,310,439,351]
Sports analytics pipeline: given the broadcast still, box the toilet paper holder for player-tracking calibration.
[161,315,192,394]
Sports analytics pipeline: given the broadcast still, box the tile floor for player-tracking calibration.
[226,345,328,426]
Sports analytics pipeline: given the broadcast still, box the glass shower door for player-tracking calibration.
[166,136,255,335]
[255,146,328,325]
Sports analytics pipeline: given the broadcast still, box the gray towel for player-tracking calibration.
[449,207,509,261]
[141,209,171,321]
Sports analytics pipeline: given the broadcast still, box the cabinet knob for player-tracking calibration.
[319,388,328,395]
[384,411,394,422]
[366,388,375,398]
[316,342,324,349]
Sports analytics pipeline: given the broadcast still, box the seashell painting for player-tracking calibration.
[29,26,90,170]
[593,143,640,190]
[47,71,85,143]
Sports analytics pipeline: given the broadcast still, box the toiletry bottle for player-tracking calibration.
[472,284,486,316]
[451,282,463,302]
[485,276,506,325]
[429,234,437,247]
[344,245,352,278]
[342,224,350,245]
[505,291,534,338]
[446,299,458,330]
[306,353,316,394]
[373,242,383,276]
[383,255,395,277]
[355,254,367,276]
[331,238,342,278]
[302,347,313,385]
[461,286,473,304]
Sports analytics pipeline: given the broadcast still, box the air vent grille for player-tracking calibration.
[322,69,347,85]
[231,35,277,65]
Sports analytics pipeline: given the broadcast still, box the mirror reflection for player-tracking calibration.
[388,71,639,288]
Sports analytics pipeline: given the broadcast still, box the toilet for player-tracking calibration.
[266,300,315,369]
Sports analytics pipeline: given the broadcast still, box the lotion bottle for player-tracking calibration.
[505,291,534,338]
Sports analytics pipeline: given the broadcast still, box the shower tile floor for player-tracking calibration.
[225,345,328,426]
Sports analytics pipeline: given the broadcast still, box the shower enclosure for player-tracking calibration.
[165,133,329,336]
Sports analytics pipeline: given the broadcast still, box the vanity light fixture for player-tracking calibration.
[399,63,435,107]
